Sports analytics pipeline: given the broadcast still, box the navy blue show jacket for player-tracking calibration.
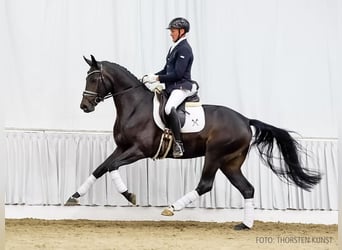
[156,39,194,94]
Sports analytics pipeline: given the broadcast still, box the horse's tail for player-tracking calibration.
[249,119,321,191]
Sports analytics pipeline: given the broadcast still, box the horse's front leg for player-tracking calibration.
[106,147,145,204]
[65,147,144,206]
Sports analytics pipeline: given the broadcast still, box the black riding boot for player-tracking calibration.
[168,107,184,158]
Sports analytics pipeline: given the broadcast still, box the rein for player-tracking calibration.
[83,68,144,103]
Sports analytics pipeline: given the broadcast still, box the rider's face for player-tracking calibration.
[170,28,185,42]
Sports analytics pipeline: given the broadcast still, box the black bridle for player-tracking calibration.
[83,66,144,103]
[83,68,112,104]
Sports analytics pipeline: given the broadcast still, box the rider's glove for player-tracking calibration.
[142,74,158,84]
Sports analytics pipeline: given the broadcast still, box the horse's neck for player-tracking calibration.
[109,65,138,91]
[114,89,152,117]
[109,66,153,119]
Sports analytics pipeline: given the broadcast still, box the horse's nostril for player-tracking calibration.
[80,102,94,113]
[80,106,87,113]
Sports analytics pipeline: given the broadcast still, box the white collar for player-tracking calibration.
[170,37,187,53]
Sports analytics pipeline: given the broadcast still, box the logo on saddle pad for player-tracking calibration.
[153,91,205,133]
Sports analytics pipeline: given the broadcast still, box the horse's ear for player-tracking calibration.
[90,55,99,69]
[83,55,99,69]
[83,56,92,66]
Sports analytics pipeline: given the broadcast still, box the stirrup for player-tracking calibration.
[173,141,184,158]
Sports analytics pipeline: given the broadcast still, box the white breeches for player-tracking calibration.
[165,84,197,115]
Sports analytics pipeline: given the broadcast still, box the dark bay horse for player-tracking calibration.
[65,55,321,230]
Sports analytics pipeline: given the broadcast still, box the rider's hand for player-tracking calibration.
[142,74,158,84]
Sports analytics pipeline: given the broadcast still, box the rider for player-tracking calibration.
[143,17,198,158]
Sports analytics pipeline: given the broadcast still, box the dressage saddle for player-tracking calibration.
[157,90,200,127]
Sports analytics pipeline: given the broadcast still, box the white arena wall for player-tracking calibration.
[4,130,338,224]
[2,0,340,224]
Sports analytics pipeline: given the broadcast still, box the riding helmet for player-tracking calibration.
[167,17,190,33]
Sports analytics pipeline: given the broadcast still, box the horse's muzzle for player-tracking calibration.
[80,100,95,113]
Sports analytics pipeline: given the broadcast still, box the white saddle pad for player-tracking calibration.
[153,93,205,133]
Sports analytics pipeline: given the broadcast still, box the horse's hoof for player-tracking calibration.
[128,193,136,205]
[161,207,174,216]
[64,197,80,206]
[233,223,251,230]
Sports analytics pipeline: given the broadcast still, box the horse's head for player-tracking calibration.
[80,55,112,113]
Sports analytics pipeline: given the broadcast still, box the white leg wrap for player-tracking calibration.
[172,190,199,211]
[243,198,254,228]
[77,175,96,196]
[110,170,128,193]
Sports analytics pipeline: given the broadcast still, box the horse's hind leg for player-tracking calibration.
[220,149,255,230]
[161,154,220,215]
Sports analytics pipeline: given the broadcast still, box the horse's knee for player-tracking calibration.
[196,180,214,196]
